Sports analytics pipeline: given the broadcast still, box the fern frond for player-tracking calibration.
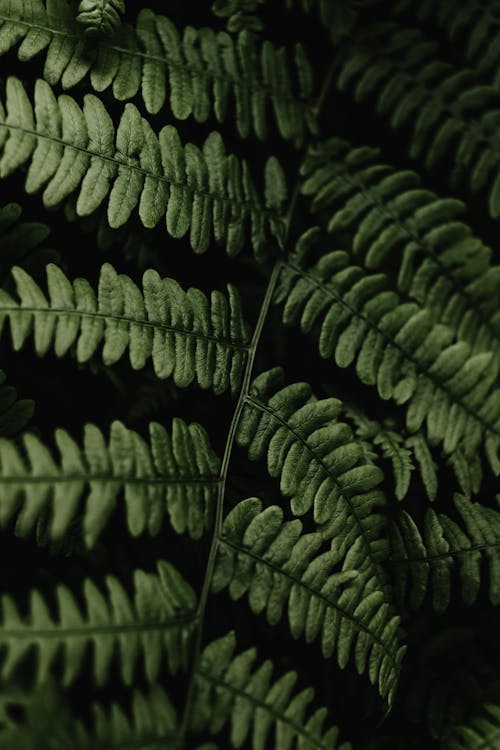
[0,2,316,145]
[394,0,500,86]
[0,262,250,395]
[189,631,352,749]
[446,448,483,498]
[301,138,500,360]
[76,0,125,37]
[0,680,180,749]
[345,406,438,502]
[276,228,500,473]
[391,494,500,612]
[0,560,197,686]
[0,418,219,547]
[336,22,500,219]
[0,77,286,257]
[213,497,405,702]
[236,368,390,597]
[443,703,500,750]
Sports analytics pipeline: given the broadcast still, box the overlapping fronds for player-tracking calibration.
[0,370,33,438]
[0,681,179,750]
[0,418,220,547]
[0,262,250,395]
[0,78,287,257]
[237,368,389,592]
[0,2,316,145]
[76,0,125,36]
[301,138,500,361]
[276,228,500,472]
[443,703,500,750]
[345,406,437,501]
[394,0,500,85]
[391,494,500,612]
[0,560,197,686]
[336,22,500,219]
[190,631,352,749]
[213,497,405,702]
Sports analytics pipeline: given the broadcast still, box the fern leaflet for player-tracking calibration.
[76,0,125,37]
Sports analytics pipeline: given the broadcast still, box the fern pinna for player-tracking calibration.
[0,1,499,749]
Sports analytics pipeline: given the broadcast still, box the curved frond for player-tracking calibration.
[336,22,500,219]
[276,228,500,472]
[189,631,352,749]
[345,405,438,502]
[0,560,197,686]
[394,0,500,86]
[0,77,286,257]
[0,262,250,395]
[0,418,220,547]
[0,1,316,144]
[76,0,125,37]
[443,704,500,750]
[300,138,500,361]
[391,494,500,612]
[213,497,405,702]
[237,367,389,594]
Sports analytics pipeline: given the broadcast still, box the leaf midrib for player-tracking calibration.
[283,258,500,440]
[0,13,316,110]
[219,536,399,665]
[0,303,250,351]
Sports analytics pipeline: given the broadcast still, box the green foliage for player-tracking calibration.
[191,631,352,750]
[0,418,220,546]
[391,495,500,612]
[443,704,500,750]
[0,77,286,256]
[0,559,197,685]
[276,228,500,472]
[336,21,500,218]
[214,497,404,702]
[0,1,315,144]
[0,262,249,394]
[0,1,499,749]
